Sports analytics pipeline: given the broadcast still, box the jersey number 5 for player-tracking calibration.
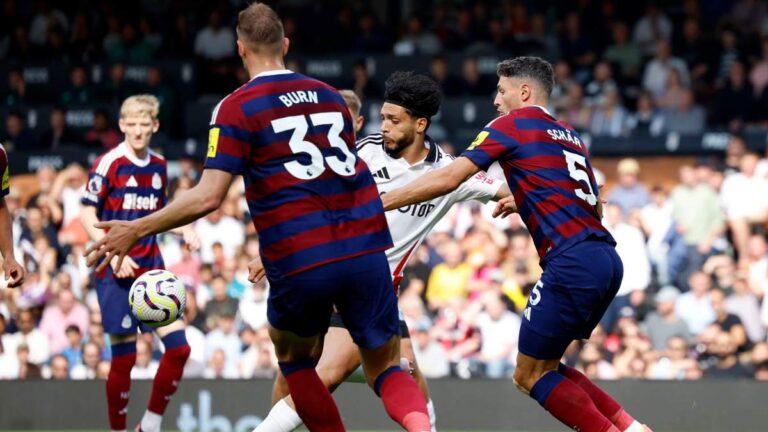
[563,150,597,205]
[271,112,357,180]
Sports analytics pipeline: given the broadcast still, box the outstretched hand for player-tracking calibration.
[492,195,518,218]
[3,258,25,288]
[248,256,266,284]
[84,220,140,273]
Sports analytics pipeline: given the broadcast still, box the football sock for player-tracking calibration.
[278,360,345,432]
[559,364,639,430]
[374,366,431,432]
[252,398,303,432]
[107,342,137,431]
[529,371,620,432]
[427,399,437,432]
[144,330,191,431]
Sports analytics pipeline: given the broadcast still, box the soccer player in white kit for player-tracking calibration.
[250,72,515,432]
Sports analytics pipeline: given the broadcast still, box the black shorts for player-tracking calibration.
[329,312,410,338]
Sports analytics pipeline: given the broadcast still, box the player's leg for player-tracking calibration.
[138,319,190,432]
[267,268,346,431]
[399,322,437,431]
[255,324,361,432]
[337,252,430,432]
[98,277,139,432]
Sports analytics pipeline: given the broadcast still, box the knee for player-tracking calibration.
[513,367,542,394]
[316,363,348,390]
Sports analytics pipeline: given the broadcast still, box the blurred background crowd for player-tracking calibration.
[1,0,768,382]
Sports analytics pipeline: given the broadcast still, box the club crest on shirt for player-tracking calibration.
[152,172,162,190]
[88,175,102,194]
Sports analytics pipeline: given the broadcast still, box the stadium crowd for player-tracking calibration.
[1,0,768,382]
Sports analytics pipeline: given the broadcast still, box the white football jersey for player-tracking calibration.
[356,133,503,278]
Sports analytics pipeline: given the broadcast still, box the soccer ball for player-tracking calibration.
[129,269,186,328]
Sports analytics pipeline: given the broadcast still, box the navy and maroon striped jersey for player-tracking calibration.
[462,106,614,265]
[82,142,167,276]
[205,69,392,280]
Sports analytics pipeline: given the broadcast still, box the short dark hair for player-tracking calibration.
[496,56,554,98]
[237,3,284,54]
[383,71,443,120]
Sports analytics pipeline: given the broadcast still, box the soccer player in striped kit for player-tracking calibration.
[381,57,652,432]
[85,3,431,431]
[81,95,199,432]
[0,143,24,288]
[254,73,514,432]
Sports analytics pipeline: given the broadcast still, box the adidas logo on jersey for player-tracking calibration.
[126,176,138,187]
[372,167,390,180]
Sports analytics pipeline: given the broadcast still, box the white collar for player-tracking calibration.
[253,69,293,79]
[120,142,151,167]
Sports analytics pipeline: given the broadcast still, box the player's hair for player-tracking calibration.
[383,71,443,122]
[338,90,362,117]
[496,56,555,98]
[120,94,160,120]
[237,2,284,54]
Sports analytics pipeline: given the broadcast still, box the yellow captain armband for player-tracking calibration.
[207,127,220,158]
[468,131,489,150]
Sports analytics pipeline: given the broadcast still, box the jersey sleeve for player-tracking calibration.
[81,158,110,210]
[205,96,250,176]
[461,120,520,171]
[0,145,9,197]
[453,169,503,204]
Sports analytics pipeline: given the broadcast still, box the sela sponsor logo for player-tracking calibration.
[177,390,262,432]
[123,193,160,210]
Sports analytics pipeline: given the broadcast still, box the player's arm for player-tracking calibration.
[0,198,23,288]
[85,169,233,271]
[382,156,481,211]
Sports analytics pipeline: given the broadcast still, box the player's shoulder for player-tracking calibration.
[93,144,127,176]
[149,149,166,165]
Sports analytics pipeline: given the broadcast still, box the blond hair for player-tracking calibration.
[120,94,160,120]
[237,3,284,54]
[338,90,362,117]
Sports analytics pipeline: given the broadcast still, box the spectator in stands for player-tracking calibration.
[412,318,450,379]
[15,343,42,379]
[703,330,752,378]
[4,67,33,107]
[646,336,700,380]
[204,312,241,375]
[608,158,651,216]
[720,153,768,262]
[203,348,238,379]
[625,91,664,136]
[715,28,741,84]
[5,309,49,366]
[353,11,390,53]
[674,17,713,87]
[394,15,442,56]
[654,68,687,109]
[753,342,768,380]
[48,354,70,380]
[163,15,194,58]
[675,271,716,335]
[710,288,749,352]
[550,61,574,108]
[38,106,79,150]
[578,342,618,380]
[83,109,120,150]
[590,87,627,137]
[349,59,382,100]
[643,286,693,351]
[602,203,650,333]
[473,293,520,378]
[60,65,94,107]
[60,325,83,370]
[1,111,36,151]
[660,89,706,135]
[602,21,643,82]
[238,279,268,332]
[130,339,158,379]
[726,276,765,343]
[585,61,618,106]
[0,313,19,379]
[143,66,178,135]
[667,165,725,289]
[555,82,592,131]
[714,60,754,130]
[559,12,596,78]
[426,241,472,310]
[633,3,673,55]
[430,54,462,96]
[106,22,154,62]
[195,209,244,264]
[68,13,99,63]
[70,341,101,380]
[97,63,134,105]
[749,37,768,97]
[193,9,235,57]
[459,57,495,96]
[39,289,89,354]
[642,39,690,98]
[203,275,238,330]
[29,0,68,46]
